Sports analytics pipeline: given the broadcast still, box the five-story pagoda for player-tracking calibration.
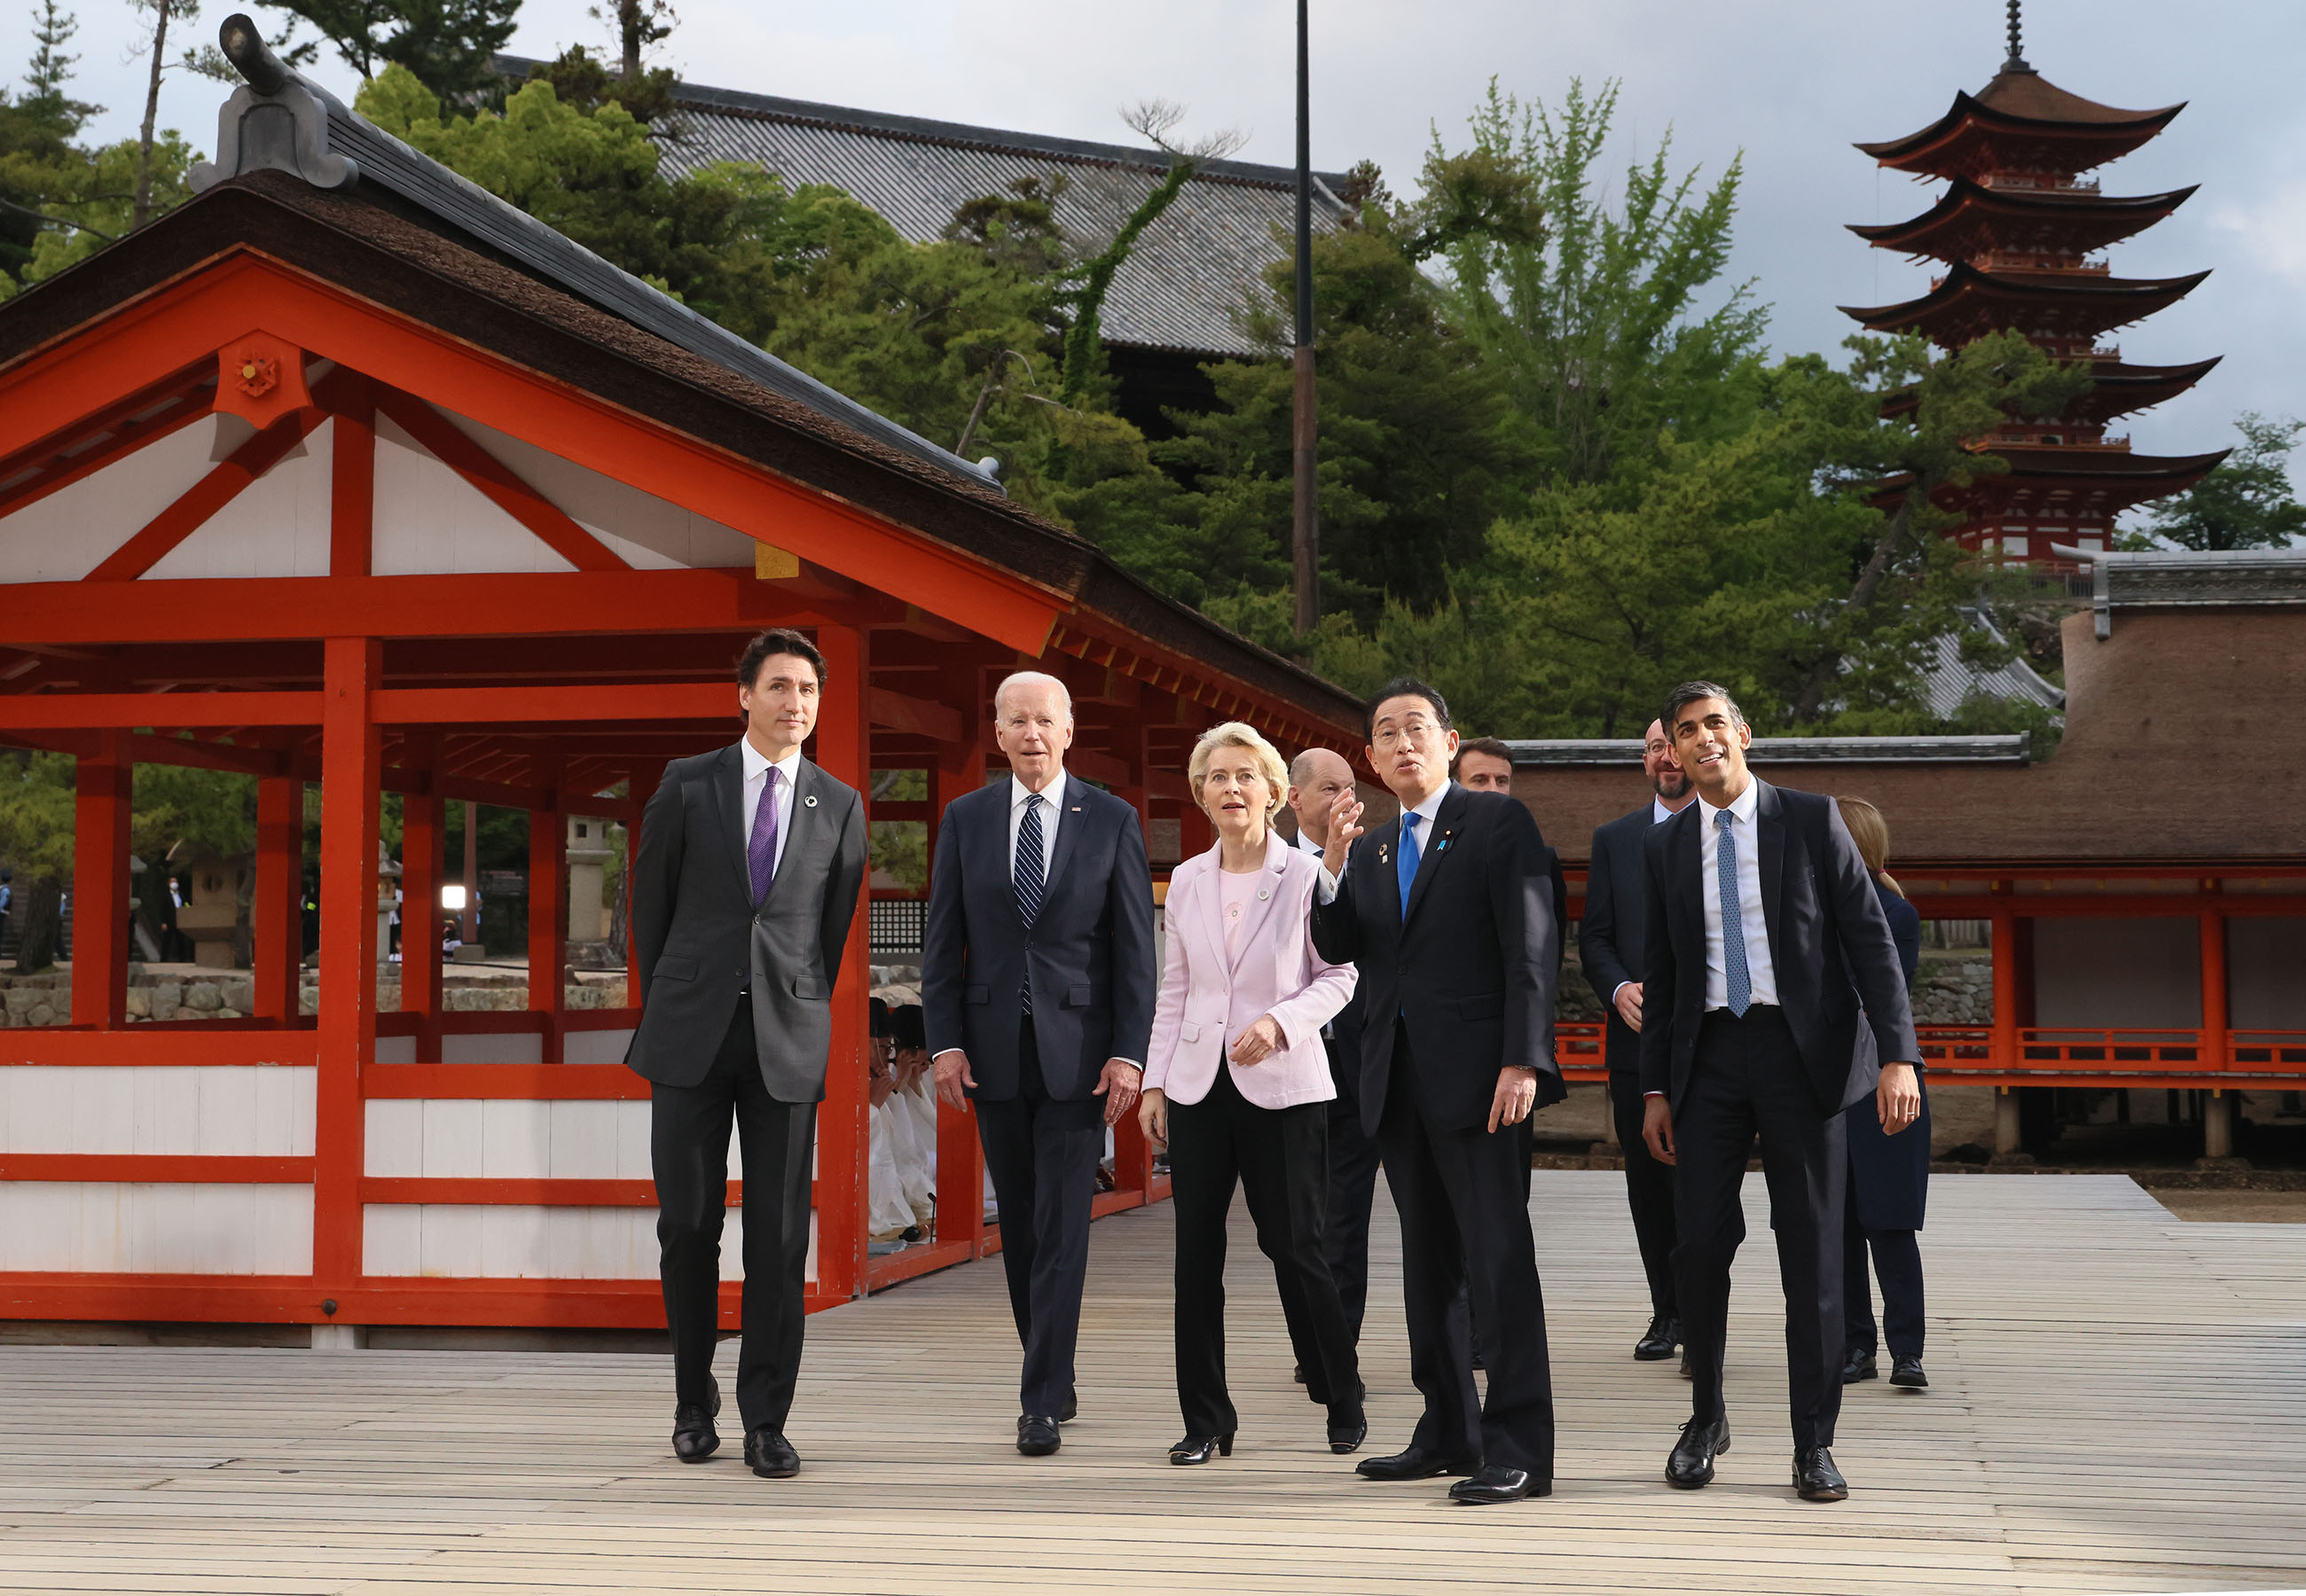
[1841,2,2225,567]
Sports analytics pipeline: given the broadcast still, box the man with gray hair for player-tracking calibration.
[924,669,1157,1456]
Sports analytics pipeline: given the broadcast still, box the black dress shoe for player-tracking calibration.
[1293,1361,1308,1385]
[1168,1433,1233,1465]
[1794,1445,1848,1501]
[1016,1413,1062,1456]
[1635,1315,1681,1361]
[1059,1394,1078,1422]
[1356,1445,1479,1481]
[1449,1463,1551,1504]
[1665,1415,1729,1488]
[1679,1348,1692,1379]
[1841,1348,1879,1384]
[1889,1357,1928,1389]
[743,1427,799,1479]
[671,1376,721,1462]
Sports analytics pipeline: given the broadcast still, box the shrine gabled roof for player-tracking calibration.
[0,81,1367,742]
[1839,261,2210,343]
[1848,177,2198,263]
[497,55,1353,361]
[1856,68,2183,177]
[1878,357,2224,426]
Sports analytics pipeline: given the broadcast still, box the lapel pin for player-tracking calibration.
[804,794,818,808]
[1257,887,1270,901]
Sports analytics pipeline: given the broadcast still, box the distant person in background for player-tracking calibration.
[1835,797,1931,1393]
[890,1005,937,1226]
[1286,747,1377,1352]
[867,998,917,1253]
[1451,738,1516,794]
[0,869,12,964]
[1580,719,1697,1365]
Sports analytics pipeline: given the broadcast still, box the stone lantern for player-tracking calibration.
[565,815,616,969]
[174,850,250,970]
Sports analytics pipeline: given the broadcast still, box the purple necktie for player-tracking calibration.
[748,766,781,903]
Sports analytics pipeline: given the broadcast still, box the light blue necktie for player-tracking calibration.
[1396,812,1422,921]
[1716,809,1751,1016]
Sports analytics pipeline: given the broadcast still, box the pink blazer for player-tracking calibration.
[1144,831,1358,1109]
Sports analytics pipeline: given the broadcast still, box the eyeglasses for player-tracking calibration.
[1371,718,1441,751]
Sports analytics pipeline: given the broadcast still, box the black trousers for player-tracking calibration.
[1169,1060,1361,1437]
[1843,1161,1925,1360]
[1611,1068,1679,1319]
[974,1015,1103,1416]
[1322,1093,1382,1343]
[1378,1021,1556,1478]
[651,995,817,1435]
[1671,1005,1845,1452]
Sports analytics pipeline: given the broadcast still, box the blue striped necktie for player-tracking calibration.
[1716,809,1751,1016]
[1016,794,1046,1014]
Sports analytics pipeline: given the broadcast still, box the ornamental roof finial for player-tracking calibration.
[2004,0,2034,73]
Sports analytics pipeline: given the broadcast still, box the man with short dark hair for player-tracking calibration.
[1639,682,1921,1503]
[1313,677,1564,1505]
[626,628,868,1480]
[1580,719,1695,1365]
[1450,737,1515,794]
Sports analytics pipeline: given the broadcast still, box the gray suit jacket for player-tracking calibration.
[624,742,867,1100]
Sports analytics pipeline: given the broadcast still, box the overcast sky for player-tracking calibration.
[59,0,2306,482]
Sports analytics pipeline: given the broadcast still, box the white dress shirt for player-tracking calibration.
[1316,781,1449,904]
[739,738,802,880]
[1008,769,1066,880]
[1697,778,1779,1011]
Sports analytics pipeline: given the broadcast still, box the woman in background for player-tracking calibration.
[1837,796,1931,1391]
[1140,722,1363,1464]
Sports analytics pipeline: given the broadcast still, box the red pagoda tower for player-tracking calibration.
[1840,3,2225,567]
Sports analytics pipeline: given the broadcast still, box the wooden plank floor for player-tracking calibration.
[1,1172,2302,1594]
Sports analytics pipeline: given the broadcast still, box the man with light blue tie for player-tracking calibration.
[1636,681,1921,1502]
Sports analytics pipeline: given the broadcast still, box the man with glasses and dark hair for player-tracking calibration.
[1311,677,1565,1505]
[626,628,868,1481]
[1638,681,1921,1503]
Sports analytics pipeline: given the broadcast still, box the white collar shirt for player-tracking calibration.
[1294,827,1326,856]
[1696,777,1778,1011]
[1007,769,1067,881]
[739,739,802,880]
[1315,782,1450,904]
[1651,796,1679,826]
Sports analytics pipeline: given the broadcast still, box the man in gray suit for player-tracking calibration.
[627,628,867,1480]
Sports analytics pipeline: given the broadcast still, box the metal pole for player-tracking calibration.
[1290,0,1319,637]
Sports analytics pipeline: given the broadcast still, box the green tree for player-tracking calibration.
[2135,411,2306,552]
[261,0,519,106]
[127,1,231,230]
[0,0,103,288]
[0,750,74,971]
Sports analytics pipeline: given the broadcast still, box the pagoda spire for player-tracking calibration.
[2004,0,2032,74]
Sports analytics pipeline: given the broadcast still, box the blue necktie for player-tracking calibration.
[1016,794,1046,1014]
[1716,809,1751,1016]
[1397,812,1422,921]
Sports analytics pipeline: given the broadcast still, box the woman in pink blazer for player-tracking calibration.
[1140,722,1363,1464]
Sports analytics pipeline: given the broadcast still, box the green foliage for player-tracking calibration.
[0,749,75,878]
[0,0,102,289]
[2135,412,2306,552]
[133,762,255,864]
[260,0,519,106]
[15,128,198,282]
[523,43,676,127]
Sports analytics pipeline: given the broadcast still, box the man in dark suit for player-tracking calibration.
[1579,718,1696,1362]
[626,628,867,1481]
[1286,747,1375,1349]
[1638,681,1922,1502]
[1312,677,1564,1506]
[925,670,1157,1457]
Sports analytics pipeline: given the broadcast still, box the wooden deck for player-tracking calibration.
[0,1171,2301,1594]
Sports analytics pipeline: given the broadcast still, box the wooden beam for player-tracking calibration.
[867,685,964,745]
[368,387,629,574]
[330,374,374,577]
[67,732,132,1028]
[0,691,321,729]
[84,405,329,582]
[0,374,215,522]
[253,774,304,1024]
[314,637,381,1291]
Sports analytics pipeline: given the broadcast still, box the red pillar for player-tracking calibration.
[2200,886,2229,1075]
[315,637,381,1295]
[68,732,131,1029]
[932,737,987,1252]
[813,623,871,1300]
[623,788,646,1013]
[253,775,304,1023]
[528,759,566,1062]
[330,374,374,578]
[402,778,444,1058]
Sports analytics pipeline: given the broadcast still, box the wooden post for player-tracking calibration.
[329,374,374,578]
[528,757,566,1062]
[1990,888,2018,1078]
[315,637,381,1325]
[67,732,132,1029]
[2200,890,2233,1161]
[459,801,479,949]
[253,775,303,1022]
[401,773,443,1058]
[931,737,987,1254]
[813,623,872,1300]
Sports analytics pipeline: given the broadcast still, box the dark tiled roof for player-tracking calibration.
[495,57,1353,360]
[1506,736,2032,767]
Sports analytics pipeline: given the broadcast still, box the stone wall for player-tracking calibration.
[0,968,627,1025]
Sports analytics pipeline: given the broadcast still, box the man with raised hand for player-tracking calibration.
[924,670,1157,1457]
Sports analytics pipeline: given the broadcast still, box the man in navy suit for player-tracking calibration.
[924,670,1157,1456]
[1311,677,1564,1506]
[1639,682,1922,1502]
[627,628,868,1480]
[1580,718,1696,1362]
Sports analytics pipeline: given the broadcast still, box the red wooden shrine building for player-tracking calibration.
[1841,9,2225,567]
[0,57,1364,1334]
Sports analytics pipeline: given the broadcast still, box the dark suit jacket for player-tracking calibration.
[1310,785,1565,1137]
[1638,779,1920,1116]
[1298,834,1368,1114]
[920,776,1157,1102]
[624,742,867,1101]
[1847,883,1930,1229]
[1578,803,1656,1077]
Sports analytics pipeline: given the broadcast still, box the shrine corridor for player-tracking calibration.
[0,1171,2299,1594]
